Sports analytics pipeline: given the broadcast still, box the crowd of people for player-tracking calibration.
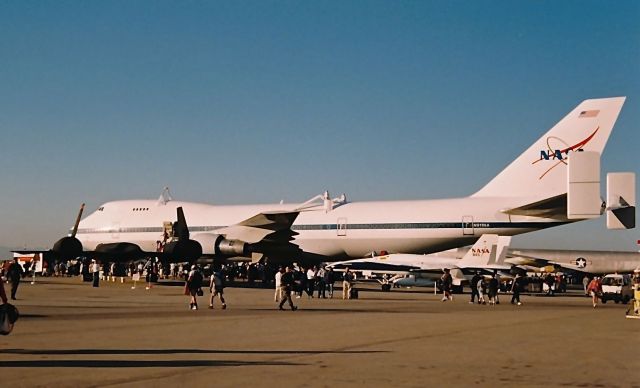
[441,270,593,307]
[180,263,355,311]
[5,256,636,312]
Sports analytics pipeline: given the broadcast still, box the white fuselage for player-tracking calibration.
[76,196,568,260]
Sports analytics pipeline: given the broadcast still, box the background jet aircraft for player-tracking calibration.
[505,248,640,274]
[15,97,631,267]
[329,234,512,289]
[328,237,640,291]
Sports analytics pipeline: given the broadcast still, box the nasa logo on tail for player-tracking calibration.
[533,125,600,180]
[472,240,491,257]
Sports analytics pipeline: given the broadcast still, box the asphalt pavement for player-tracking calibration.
[0,277,637,387]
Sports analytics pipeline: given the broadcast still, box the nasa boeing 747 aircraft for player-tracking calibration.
[17,97,631,265]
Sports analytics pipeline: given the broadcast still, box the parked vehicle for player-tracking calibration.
[601,274,633,304]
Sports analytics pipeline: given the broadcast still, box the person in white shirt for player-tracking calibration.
[342,268,354,300]
[274,267,284,302]
[91,260,100,288]
[306,267,316,298]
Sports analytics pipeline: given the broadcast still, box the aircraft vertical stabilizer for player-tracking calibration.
[472,97,625,201]
[459,234,499,267]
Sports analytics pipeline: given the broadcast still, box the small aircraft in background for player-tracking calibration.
[505,247,640,275]
[328,237,640,291]
[329,234,512,291]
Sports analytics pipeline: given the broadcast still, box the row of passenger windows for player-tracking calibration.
[133,208,150,212]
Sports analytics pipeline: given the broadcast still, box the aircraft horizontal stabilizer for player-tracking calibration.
[501,194,567,219]
[607,172,636,229]
[237,211,299,230]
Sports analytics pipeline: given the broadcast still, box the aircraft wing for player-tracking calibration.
[329,256,421,273]
[505,252,587,273]
[215,211,299,244]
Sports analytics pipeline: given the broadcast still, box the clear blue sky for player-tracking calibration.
[1,1,638,251]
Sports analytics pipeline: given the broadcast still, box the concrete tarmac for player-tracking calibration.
[0,277,638,388]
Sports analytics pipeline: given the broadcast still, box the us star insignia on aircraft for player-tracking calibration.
[576,258,588,268]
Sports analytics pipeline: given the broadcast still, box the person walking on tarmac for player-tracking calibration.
[208,270,227,310]
[631,269,640,316]
[91,259,100,287]
[278,266,297,311]
[488,273,499,305]
[511,274,523,306]
[470,271,482,304]
[342,268,354,300]
[441,268,453,302]
[0,270,8,304]
[186,265,204,310]
[274,266,284,302]
[8,258,24,300]
[587,276,602,308]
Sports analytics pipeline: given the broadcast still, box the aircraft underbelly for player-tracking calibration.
[78,225,541,261]
[295,229,484,258]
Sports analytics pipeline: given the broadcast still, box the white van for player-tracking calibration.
[601,274,633,304]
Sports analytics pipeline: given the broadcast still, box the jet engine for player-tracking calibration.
[51,203,86,260]
[191,233,249,258]
[216,236,248,257]
[163,239,203,262]
[52,236,83,260]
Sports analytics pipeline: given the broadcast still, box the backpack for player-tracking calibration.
[189,270,203,288]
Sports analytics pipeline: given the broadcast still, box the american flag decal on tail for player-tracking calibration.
[579,110,599,118]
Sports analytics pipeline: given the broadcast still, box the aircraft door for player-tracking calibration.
[337,217,347,236]
[462,216,474,236]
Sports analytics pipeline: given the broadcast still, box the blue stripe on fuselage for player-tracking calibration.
[76,221,568,234]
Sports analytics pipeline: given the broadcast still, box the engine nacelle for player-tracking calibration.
[190,233,249,257]
[163,239,203,262]
[52,236,83,260]
[216,238,248,257]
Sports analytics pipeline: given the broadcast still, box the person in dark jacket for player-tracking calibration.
[511,274,523,306]
[0,272,7,304]
[470,271,482,304]
[488,274,499,305]
[278,266,297,311]
[440,268,453,302]
[8,258,24,300]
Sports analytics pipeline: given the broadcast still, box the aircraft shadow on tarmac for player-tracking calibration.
[248,307,418,313]
[17,314,48,319]
[0,349,386,368]
[0,360,302,368]
[0,348,387,356]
